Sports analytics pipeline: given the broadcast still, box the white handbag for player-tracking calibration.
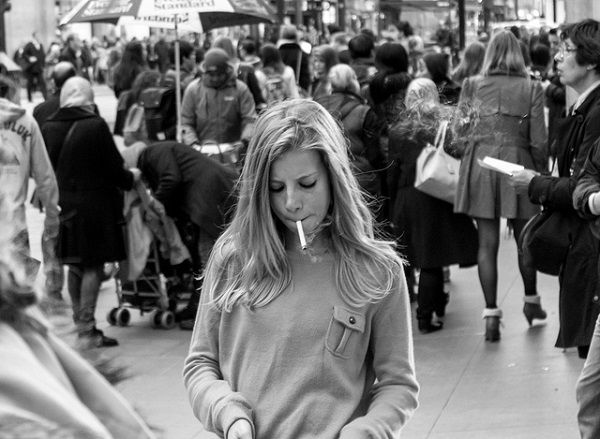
[414,120,459,204]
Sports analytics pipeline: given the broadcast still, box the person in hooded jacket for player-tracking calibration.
[41,77,141,349]
[181,48,256,147]
[0,75,59,269]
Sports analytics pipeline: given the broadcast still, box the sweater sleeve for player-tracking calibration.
[237,81,257,142]
[182,80,200,145]
[28,117,60,235]
[573,139,600,218]
[339,272,419,438]
[183,292,254,437]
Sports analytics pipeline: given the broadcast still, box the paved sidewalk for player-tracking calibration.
[21,86,584,438]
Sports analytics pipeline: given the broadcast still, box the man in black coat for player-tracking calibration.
[277,24,311,92]
[22,32,47,101]
[136,141,238,329]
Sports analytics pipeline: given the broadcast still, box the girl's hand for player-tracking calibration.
[227,419,253,439]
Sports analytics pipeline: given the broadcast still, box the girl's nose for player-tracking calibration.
[284,188,302,211]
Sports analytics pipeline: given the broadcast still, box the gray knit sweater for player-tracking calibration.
[183,250,419,438]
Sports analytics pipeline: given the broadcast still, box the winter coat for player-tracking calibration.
[388,115,478,268]
[137,142,237,240]
[455,73,548,219]
[181,74,256,145]
[42,107,134,266]
[316,91,385,197]
[532,85,600,348]
[0,98,59,237]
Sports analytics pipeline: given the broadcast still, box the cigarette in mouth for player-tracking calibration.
[296,220,307,250]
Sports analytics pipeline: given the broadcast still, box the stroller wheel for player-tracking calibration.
[107,308,118,326]
[115,308,130,327]
[152,310,176,329]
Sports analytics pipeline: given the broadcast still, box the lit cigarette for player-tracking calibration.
[296,220,307,250]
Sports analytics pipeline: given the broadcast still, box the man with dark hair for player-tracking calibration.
[165,40,197,92]
[277,24,311,91]
[239,37,261,69]
[348,34,376,87]
[529,43,552,80]
[59,34,88,79]
[22,32,47,102]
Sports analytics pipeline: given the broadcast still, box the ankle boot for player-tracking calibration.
[418,318,443,334]
[523,295,547,326]
[482,308,502,342]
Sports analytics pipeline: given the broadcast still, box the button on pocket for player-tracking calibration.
[325,306,365,359]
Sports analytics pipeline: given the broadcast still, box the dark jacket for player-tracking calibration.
[137,142,237,239]
[316,91,385,197]
[545,74,566,155]
[42,107,134,266]
[387,114,478,269]
[59,47,88,80]
[22,41,45,75]
[33,94,60,128]
[278,42,310,91]
[529,85,600,349]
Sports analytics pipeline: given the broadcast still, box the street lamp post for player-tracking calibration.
[0,0,12,53]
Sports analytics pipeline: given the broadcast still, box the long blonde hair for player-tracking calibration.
[481,30,528,77]
[204,99,404,311]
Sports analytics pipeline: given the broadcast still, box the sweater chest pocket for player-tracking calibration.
[325,306,365,359]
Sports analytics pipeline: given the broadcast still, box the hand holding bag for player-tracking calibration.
[414,120,460,204]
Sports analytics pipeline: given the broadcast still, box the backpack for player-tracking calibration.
[264,71,288,105]
[139,86,177,141]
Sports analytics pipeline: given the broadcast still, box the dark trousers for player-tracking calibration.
[67,264,103,335]
[416,267,445,320]
[25,72,47,101]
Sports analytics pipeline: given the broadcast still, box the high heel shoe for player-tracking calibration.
[523,295,547,326]
[418,318,443,334]
[482,308,502,342]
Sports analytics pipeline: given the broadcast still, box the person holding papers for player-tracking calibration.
[454,30,548,342]
[512,19,600,360]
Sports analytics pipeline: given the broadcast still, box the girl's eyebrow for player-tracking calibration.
[270,171,319,182]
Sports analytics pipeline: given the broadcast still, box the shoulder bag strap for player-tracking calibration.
[434,120,449,149]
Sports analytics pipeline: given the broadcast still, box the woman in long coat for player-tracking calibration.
[455,30,548,342]
[42,77,139,348]
[513,19,600,359]
[389,78,478,333]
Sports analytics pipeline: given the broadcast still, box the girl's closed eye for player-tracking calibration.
[300,180,317,189]
[269,184,284,193]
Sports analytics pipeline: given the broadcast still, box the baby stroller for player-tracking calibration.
[107,181,192,329]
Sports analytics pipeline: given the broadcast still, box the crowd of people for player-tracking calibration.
[3,15,600,439]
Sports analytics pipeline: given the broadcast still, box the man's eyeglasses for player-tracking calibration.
[558,44,577,57]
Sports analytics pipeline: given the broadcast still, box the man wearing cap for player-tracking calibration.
[181,48,256,147]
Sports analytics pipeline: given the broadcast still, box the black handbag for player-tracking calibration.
[519,209,574,276]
